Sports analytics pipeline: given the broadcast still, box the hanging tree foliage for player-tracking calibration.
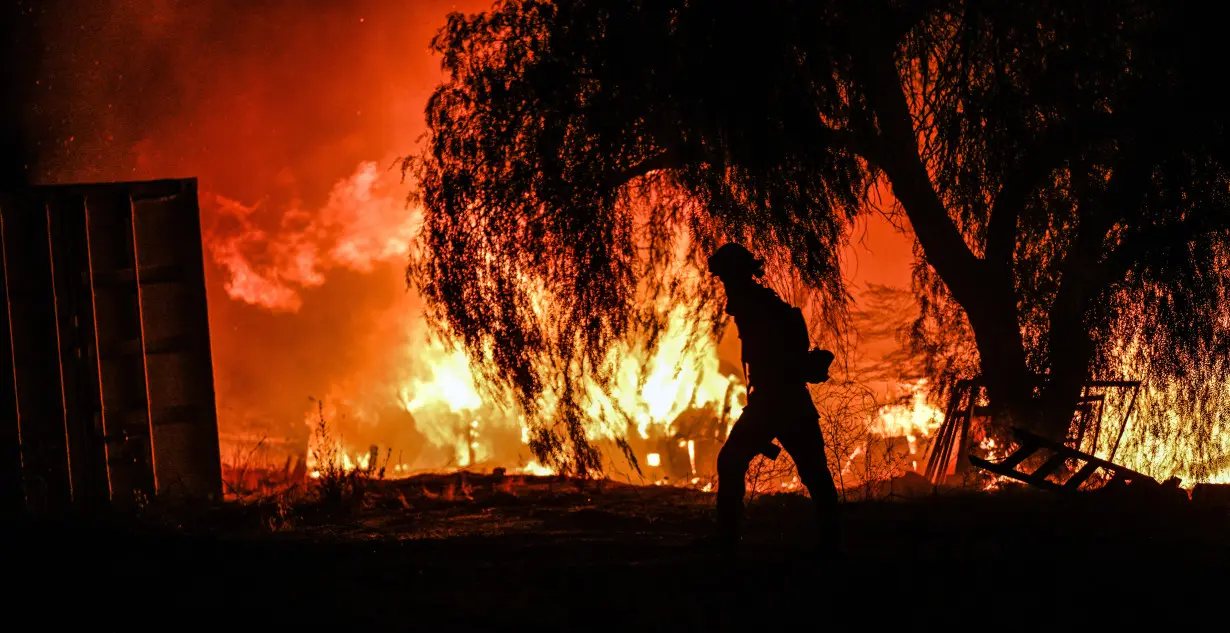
[404,0,870,474]
[408,0,1230,479]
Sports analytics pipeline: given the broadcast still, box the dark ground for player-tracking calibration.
[8,473,1229,629]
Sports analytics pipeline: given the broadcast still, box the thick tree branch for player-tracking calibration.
[878,0,956,51]
[606,140,718,188]
[987,81,1194,268]
[1056,127,1190,309]
[853,42,985,301]
[1048,142,1152,332]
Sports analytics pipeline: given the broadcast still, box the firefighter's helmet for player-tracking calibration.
[707,243,765,278]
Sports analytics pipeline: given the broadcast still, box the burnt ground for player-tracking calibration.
[9,473,1230,629]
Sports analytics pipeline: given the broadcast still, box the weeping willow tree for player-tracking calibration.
[404,0,868,474]
[407,0,1230,479]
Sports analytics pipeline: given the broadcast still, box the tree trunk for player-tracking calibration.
[849,41,1082,444]
[961,286,1035,432]
[1033,282,1098,442]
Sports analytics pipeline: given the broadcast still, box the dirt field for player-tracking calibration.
[10,473,1229,629]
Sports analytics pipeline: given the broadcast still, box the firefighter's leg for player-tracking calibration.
[715,405,773,552]
[778,418,841,556]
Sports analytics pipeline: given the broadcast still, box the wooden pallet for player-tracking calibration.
[969,427,1157,491]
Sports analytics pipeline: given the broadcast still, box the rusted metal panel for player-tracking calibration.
[0,179,223,509]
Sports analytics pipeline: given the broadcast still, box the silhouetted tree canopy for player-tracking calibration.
[409,0,1230,479]
[897,0,1230,477]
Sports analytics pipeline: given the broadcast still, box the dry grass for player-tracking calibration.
[213,402,399,532]
[305,400,392,513]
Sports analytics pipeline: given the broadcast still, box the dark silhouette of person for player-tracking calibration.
[707,243,840,559]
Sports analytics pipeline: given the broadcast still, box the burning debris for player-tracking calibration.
[969,427,1163,493]
[915,375,1230,501]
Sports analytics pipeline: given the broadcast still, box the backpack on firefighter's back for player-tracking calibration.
[780,304,835,384]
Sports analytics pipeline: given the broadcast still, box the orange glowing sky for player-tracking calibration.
[29,0,917,450]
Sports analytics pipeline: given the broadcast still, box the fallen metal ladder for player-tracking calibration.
[969,427,1157,492]
[923,378,1143,486]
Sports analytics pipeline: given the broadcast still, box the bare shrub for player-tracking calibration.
[307,400,391,515]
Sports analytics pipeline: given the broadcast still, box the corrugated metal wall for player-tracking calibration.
[0,179,222,511]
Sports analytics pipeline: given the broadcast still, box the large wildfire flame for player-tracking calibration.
[22,0,989,491]
[208,156,1230,488]
[206,159,747,479]
[204,158,958,488]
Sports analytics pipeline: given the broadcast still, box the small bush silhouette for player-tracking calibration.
[307,400,390,515]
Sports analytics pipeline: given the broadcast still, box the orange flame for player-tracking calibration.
[213,160,747,478]
[869,379,945,458]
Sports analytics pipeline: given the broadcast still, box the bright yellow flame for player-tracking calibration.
[1095,401,1230,485]
[584,305,745,442]
[517,460,555,476]
[1081,346,1230,486]
[218,157,752,480]
[646,453,661,468]
[398,341,484,413]
[869,379,945,456]
[386,299,744,474]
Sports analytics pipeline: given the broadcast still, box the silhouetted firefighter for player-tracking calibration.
[708,243,839,559]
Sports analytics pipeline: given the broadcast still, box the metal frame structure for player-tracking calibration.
[1071,380,1142,464]
[968,426,1157,491]
[1,179,222,511]
[922,377,1142,487]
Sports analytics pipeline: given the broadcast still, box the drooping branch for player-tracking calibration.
[1096,212,1230,292]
